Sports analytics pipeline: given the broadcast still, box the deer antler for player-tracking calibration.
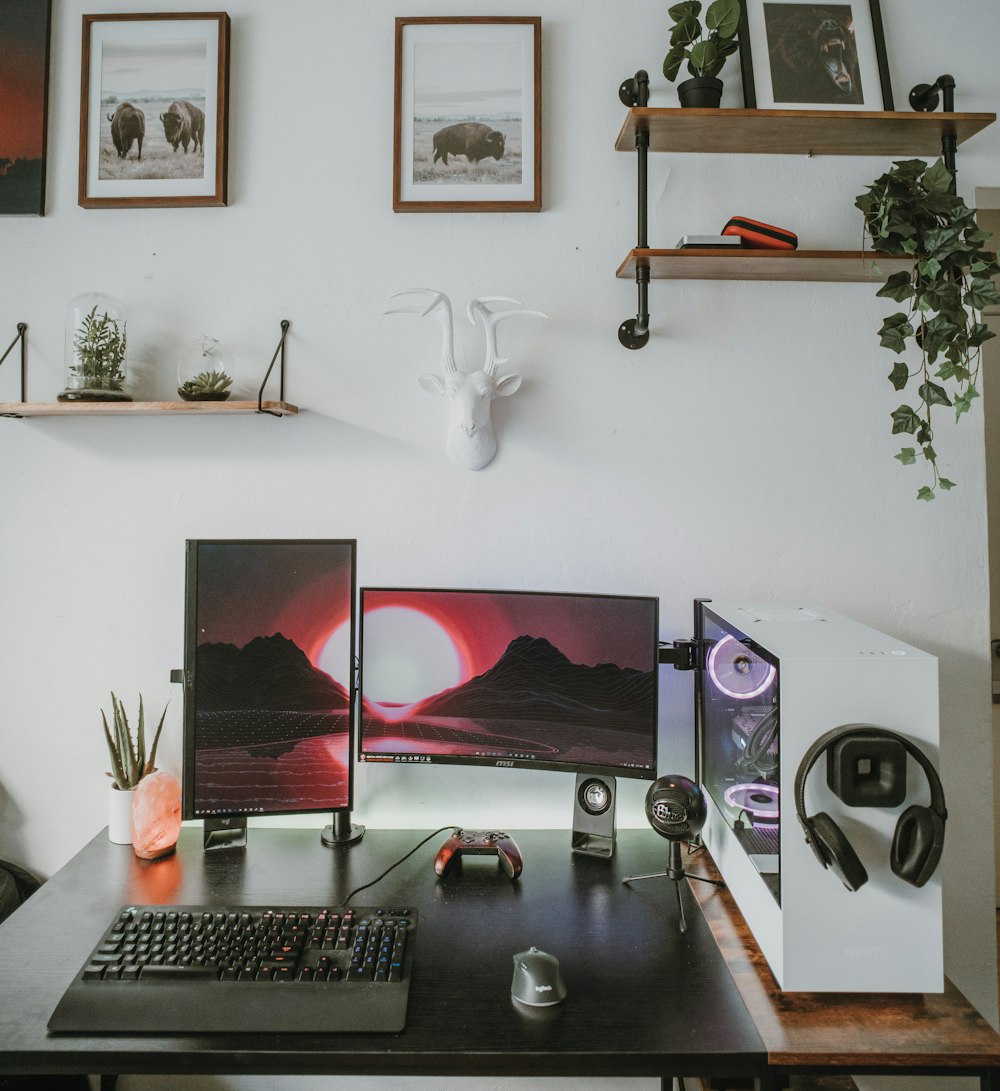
[467,297,548,377]
[386,288,457,375]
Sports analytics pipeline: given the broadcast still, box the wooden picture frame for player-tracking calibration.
[0,0,52,216]
[79,12,230,209]
[738,0,893,111]
[393,16,541,213]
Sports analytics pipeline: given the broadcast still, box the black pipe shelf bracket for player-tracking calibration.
[0,322,28,416]
[257,318,290,416]
[618,70,651,350]
[909,74,958,187]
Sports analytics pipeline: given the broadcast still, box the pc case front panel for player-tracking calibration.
[698,601,943,993]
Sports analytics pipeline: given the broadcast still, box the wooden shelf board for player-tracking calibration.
[0,400,299,418]
[616,248,911,282]
[615,108,996,156]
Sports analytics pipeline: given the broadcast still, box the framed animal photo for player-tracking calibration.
[78,12,230,209]
[393,16,541,213]
[739,0,893,111]
[0,0,51,215]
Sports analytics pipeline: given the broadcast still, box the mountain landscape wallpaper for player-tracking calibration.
[188,541,355,816]
[360,589,658,772]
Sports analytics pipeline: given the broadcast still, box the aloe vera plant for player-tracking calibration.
[101,693,168,790]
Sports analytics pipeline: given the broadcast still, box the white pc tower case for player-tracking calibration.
[697,601,943,993]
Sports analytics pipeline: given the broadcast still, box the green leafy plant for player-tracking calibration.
[663,0,741,82]
[72,305,127,390]
[178,368,233,398]
[855,158,1000,500]
[101,693,168,791]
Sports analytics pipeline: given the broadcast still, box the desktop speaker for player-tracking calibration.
[571,774,617,858]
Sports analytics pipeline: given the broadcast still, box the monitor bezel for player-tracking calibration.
[357,586,659,782]
[181,537,358,822]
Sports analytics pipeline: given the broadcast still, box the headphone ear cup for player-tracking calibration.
[891,805,945,887]
[806,812,868,892]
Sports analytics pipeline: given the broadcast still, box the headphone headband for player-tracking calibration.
[793,724,946,825]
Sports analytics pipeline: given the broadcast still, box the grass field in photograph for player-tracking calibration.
[411,118,522,186]
[98,97,206,182]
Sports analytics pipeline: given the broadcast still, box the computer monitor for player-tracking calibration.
[358,588,659,838]
[181,539,362,848]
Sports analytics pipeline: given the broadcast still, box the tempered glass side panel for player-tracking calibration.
[182,539,357,820]
[700,606,780,904]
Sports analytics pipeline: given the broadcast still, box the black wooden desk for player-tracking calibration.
[0,827,766,1088]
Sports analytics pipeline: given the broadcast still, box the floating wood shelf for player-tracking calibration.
[616,248,912,282]
[615,107,997,157]
[0,400,298,418]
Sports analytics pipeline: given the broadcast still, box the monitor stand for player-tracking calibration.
[203,815,247,852]
[321,810,365,847]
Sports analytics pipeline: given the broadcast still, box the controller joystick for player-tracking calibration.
[433,829,523,879]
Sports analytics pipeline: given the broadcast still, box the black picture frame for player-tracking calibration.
[0,0,52,216]
[738,0,893,111]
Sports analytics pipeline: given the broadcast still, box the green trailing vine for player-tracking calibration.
[856,158,1000,500]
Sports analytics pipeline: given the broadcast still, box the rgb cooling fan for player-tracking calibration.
[706,634,776,700]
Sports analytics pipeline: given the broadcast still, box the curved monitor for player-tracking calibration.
[181,539,357,825]
[358,587,658,780]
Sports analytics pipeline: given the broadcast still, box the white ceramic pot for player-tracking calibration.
[107,784,135,844]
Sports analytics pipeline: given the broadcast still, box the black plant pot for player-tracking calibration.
[677,76,723,108]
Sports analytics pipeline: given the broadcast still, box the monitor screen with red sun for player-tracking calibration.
[358,588,658,779]
[181,539,357,819]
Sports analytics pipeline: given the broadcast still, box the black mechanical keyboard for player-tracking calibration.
[48,904,417,1034]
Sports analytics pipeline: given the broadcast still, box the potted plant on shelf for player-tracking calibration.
[663,0,741,108]
[58,293,132,402]
[176,334,236,402]
[102,692,168,844]
[178,368,234,401]
[855,157,1000,500]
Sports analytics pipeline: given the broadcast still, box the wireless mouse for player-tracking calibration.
[511,946,566,1007]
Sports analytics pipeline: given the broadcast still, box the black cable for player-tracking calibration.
[343,826,457,904]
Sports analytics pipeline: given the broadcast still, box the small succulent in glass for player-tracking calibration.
[177,335,236,401]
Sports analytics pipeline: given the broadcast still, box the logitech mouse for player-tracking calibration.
[511,946,566,1007]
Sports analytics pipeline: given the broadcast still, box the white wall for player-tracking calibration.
[2,0,998,1073]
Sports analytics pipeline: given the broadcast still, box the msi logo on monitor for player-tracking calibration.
[496,760,515,767]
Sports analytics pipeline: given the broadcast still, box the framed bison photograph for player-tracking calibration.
[739,0,893,111]
[393,16,541,213]
[78,12,230,209]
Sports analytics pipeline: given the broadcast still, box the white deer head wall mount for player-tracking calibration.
[386,288,546,470]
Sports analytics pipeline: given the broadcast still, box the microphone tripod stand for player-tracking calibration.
[622,840,726,933]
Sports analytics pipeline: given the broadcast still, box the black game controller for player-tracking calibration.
[433,829,524,879]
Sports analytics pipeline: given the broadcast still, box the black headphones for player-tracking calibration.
[794,725,947,892]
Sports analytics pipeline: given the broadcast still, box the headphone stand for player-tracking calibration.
[622,841,726,933]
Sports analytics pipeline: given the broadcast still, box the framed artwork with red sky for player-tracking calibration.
[0,0,52,215]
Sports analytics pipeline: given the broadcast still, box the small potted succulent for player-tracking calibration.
[663,0,742,108]
[177,334,235,401]
[102,692,168,843]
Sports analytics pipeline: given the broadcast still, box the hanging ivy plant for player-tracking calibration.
[855,158,1000,500]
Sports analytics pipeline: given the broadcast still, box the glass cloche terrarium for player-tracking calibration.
[177,335,236,401]
[59,291,132,402]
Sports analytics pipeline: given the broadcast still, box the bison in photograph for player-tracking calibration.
[160,100,206,154]
[432,122,505,166]
[107,102,145,161]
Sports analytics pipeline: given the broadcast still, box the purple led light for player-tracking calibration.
[707,634,776,700]
[724,781,779,824]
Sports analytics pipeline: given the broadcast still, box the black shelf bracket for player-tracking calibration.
[618,70,652,349]
[0,322,27,416]
[257,319,290,416]
[909,74,958,186]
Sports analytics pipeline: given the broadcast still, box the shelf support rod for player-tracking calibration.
[0,322,27,415]
[256,319,290,417]
[909,74,957,188]
[618,70,651,349]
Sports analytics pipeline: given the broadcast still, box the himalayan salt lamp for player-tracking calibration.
[131,770,182,860]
